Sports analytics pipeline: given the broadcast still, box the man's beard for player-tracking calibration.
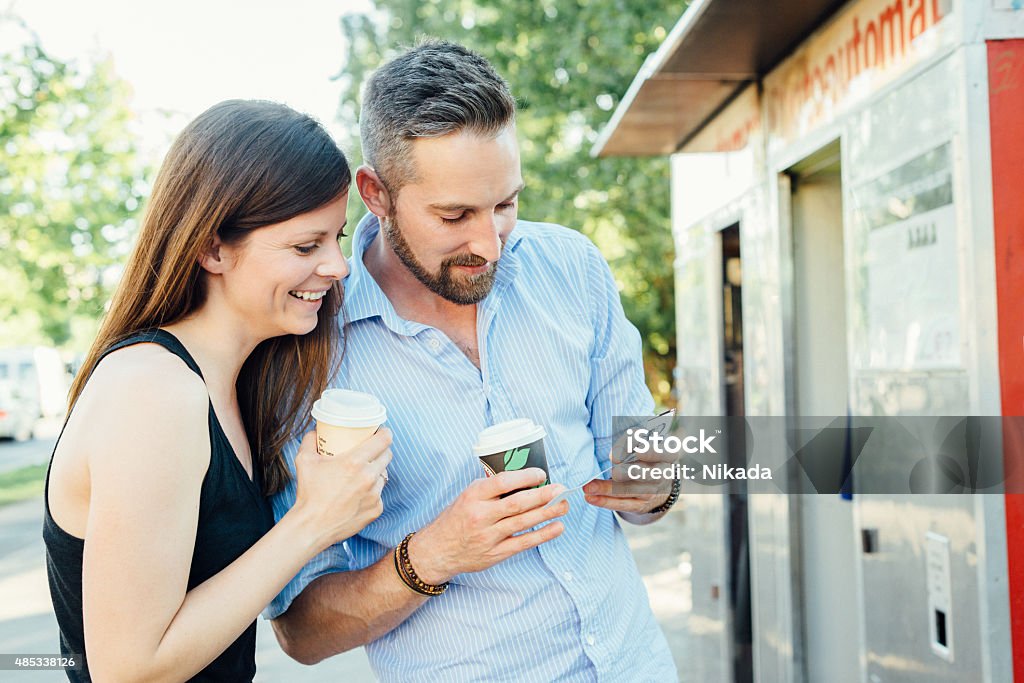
[381,215,500,305]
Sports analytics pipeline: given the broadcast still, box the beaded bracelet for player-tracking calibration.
[393,532,449,597]
[648,477,681,515]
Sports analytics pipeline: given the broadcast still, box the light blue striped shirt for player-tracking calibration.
[266,214,677,682]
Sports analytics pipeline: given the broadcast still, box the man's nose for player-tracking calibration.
[467,214,503,263]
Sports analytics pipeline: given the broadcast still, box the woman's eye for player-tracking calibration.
[441,214,466,225]
[295,244,317,255]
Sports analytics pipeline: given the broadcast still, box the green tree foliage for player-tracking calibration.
[0,20,146,349]
[335,1,682,405]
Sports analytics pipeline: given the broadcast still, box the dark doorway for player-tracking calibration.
[721,223,752,683]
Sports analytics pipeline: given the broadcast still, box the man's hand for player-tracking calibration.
[407,468,569,584]
[581,478,671,514]
[582,446,676,515]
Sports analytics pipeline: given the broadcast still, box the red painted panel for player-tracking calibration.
[990,39,1024,683]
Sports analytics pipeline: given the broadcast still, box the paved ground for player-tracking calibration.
[0,421,59,476]
[0,470,690,681]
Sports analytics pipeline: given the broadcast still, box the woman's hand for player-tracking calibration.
[290,428,392,551]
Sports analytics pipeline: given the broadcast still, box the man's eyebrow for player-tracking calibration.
[428,201,475,212]
[503,182,526,202]
[428,183,526,212]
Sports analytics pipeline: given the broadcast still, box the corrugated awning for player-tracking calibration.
[592,0,847,157]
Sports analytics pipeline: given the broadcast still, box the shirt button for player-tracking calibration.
[563,571,573,582]
[428,338,441,351]
[586,634,596,646]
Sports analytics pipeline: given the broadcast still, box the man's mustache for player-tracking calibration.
[444,253,491,268]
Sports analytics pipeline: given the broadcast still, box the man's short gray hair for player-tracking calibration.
[360,39,516,194]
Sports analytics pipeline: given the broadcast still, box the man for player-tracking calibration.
[266,40,679,682]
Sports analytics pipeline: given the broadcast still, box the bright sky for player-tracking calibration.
[9,0,375,163]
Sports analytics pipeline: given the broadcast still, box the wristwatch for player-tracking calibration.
[648,477,681,515]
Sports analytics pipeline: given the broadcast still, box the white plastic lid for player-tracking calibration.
[311,389,387,428]
[472,418,546,456]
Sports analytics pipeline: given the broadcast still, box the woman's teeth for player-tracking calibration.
[289,290,326,301]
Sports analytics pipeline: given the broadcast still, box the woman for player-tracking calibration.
[43,100,391,682]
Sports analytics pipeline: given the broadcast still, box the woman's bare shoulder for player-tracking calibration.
[70,342,210,457]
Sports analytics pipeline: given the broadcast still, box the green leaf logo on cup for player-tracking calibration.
[504,446,531,471]
[474,419,549,496]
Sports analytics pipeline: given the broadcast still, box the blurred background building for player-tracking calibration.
[596,0,1023,681]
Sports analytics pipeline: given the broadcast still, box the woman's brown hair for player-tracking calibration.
[68,100,350,495]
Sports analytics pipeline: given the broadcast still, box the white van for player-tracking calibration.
[0,346,71,422]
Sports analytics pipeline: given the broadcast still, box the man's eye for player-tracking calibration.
[295,244,317,255]
[441,214,466,224]
[497,202,516,211]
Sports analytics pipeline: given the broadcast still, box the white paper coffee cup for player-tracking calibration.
[311,389,387,457]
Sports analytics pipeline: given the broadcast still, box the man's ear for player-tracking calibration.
[199,234,230,274]
[355,165,393,218]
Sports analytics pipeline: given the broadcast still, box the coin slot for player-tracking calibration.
[935,609,947,648]
[861,528,879,554]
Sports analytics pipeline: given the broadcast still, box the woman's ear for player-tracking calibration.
[199,235,230,274]
[355,165,393,218]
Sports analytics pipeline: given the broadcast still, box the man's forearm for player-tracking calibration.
[618,509,668,526]
[271,552,430,665]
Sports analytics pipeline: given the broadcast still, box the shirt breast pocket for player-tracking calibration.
[487,296,594,451]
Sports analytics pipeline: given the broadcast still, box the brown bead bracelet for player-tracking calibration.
[648,476,681,515]
[393,532,449,597]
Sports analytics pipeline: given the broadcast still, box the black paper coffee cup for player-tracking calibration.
[473,418,549,490]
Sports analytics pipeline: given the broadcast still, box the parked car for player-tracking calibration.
[0,380,35,441]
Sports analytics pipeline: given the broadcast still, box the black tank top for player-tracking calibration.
[43,329,274,682]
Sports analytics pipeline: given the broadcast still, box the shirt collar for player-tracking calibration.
[343,213,524,332]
